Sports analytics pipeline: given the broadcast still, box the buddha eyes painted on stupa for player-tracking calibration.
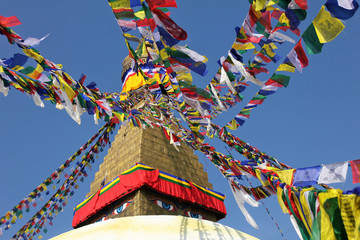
[147,197,207,219]
[112,200,133,215]
[184,210,205,220]
[93,200,134,224]
[152,199,176,211]
[95,216,107,223]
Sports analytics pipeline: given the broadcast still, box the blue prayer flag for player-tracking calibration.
[325,0,359,20]
[293,166,322,187]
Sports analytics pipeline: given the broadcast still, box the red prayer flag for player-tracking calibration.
[294,39,309,68]
[295,0,308,10]
[0,16,21,27]
[152,8,187,40]
[350,159,360,183]
[146,0,177,10]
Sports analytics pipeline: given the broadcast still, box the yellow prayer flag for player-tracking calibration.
[262,44,276,58]
[313,6,345,43]
[291,190,312,235]
[22,48,44,63]
[299,188,316,229]
[159,48,169,61]
[12,65,24,71]
[318,189,343,240]
[134,9,145,19]
[226,119,238,130]
[56,74,77,100]
[28,64,44,79]
[269,42,277,49]
[339,194,360,240]
[279,13,290,27]
[254,0,267,11]
[266,1,278,11]
[255,169,271,186]
[176,72,193,84]
[232,42,255,51]
[113,112,125,122]
[276,186,288,213]
[109,0,131,10]
[276,63,296,73]
[274,169,295,185]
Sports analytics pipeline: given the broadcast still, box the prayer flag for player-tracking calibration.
[269,73,290,87]
[349,159,360,183]
[0,16,21,27]
[275,169,296,185]
[18,34,49,47]
[117,19,136,30]
[286,40,308,73]
[318,189,346,239]
[147,0,177,10]
[293,39,308,69]
[152,8,187,41]
[313,6,345,43]
[302,24,324,54]
[318,162,348,184]
[325,0,359,20]
[339,193,360,239]
[294,0,308,10]
[293,166,321,187]
[3,54,28,69]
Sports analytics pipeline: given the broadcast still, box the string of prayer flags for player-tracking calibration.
[10,120,117,240]
[222,0,357,130]
[0,121,114,235]
[1,1,360,238]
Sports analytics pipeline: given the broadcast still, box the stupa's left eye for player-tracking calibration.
[112,201,132,215]
[184,210,205,219]
[154,199,176,211]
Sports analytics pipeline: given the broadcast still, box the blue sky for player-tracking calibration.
[0,1,359,239]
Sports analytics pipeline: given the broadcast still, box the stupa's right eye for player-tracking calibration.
[153,199,176,211]
[95,216,107,223]
[184,210,205,219]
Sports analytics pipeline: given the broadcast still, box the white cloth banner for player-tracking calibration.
[318,162,348,184]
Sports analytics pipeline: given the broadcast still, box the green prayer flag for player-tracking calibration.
[323,197,348,240]
[302,24,324,55]
[270,73,290,87]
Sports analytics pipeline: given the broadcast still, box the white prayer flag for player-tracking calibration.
[318,162,348,184]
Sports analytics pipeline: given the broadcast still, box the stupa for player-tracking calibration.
[50,41,259,240]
